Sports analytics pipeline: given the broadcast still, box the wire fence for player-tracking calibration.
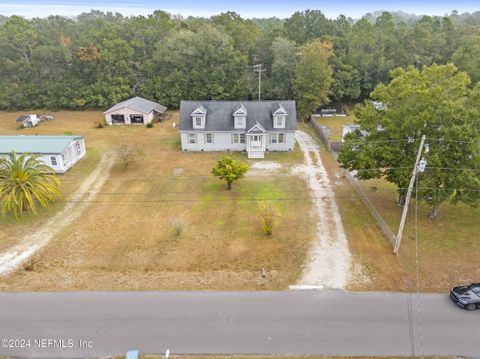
[311,118,397,248]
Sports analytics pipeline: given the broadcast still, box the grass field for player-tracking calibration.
[0,111,315,291]
[313,115,356,142]
[303,124,480,292]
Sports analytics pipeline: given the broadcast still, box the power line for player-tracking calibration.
[427,138,478,144]
[253,63,266,101]
[0,195,370,205]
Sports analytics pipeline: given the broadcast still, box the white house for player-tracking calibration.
[179,101,297,159]
[104,97,167,125]
[0,135,86,173]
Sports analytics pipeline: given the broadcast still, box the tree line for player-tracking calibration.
[2,9,480,117]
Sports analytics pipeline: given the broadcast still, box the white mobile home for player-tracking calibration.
[104,97,167,125]
[179,101,297,159]
[0,135,86,173]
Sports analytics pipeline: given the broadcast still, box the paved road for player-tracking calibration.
[0,290,478,358]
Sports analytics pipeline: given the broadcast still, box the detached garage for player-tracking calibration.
[104,97,167,126]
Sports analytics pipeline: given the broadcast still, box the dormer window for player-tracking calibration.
[273,103,287,129]
[191,104,207,129]
[274,115,286,128]
[233,104,247,129]
[234,116,246,129]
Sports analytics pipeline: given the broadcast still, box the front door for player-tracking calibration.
[250,135,262,147]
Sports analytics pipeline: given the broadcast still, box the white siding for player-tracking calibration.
[180,131,295,152]
[267,132,295,151]
[0,138,87,174]
[104,107,153,125]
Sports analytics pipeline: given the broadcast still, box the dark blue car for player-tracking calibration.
[450,283,480,311]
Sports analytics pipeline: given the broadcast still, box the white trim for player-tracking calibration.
[273,104,288,115]
[247,122,266,134]
[271,132,286,144]
[205,133,214,144]
[232,133,246,144]
[103,105,150,116]
[179,130,295,133]
[234,116,246,129]
[274,115,286,129]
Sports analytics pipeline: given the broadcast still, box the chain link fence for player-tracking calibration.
[311,118,396,248]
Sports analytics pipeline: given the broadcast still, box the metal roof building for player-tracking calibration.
[104,97,167,125]
[0,135,86,173]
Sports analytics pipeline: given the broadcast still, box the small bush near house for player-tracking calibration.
[93,119,105,128]
[64,130,73,135]
[171,217,185,236]
[259,201,276,236]
[146,122,154,128]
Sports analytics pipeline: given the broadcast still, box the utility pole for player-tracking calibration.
[253,63,266,101]
[393,135,426,254]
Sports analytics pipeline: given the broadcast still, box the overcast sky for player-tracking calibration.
[0,0,479,19]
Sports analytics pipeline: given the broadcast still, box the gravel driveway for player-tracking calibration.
[291,130,352,289]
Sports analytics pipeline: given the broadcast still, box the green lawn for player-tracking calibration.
[313,115,356,142]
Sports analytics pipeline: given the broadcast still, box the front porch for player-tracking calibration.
[246,122,266,159]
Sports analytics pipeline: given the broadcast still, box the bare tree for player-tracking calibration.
[114,144,144,170]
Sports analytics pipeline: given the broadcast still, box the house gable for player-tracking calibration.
[233,104,247,129]
[273,103,287,129]
[247,122,266,134]
[191,104,207,129]
[179,100,297,133]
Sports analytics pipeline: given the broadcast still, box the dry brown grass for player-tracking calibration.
[0,111,315,291]
[302,123,480,293]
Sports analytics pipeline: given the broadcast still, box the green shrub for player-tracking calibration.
[146,122,154,128]
[172,218,185,236]
[94,120,105,129]
[63,130,73,135]
[259,201,276,236]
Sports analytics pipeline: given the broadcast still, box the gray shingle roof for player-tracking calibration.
[179,101,297,132]
[104,97,167,114]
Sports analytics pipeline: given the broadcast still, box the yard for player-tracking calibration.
[304,123,480,292]
[1,111,477,293]
[0,111,315,291]
[313,115,356,142]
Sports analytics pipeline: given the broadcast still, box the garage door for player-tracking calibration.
[130,114,144,124]
[111,114,125,124]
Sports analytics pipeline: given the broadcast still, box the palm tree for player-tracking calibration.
[0,151,61,218]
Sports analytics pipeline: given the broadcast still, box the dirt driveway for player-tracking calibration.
[291,130,352,289]
[0,153,114,276]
